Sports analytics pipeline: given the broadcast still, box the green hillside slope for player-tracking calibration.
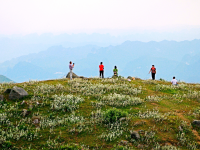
[0,75,13,83]
[0,78,200,149]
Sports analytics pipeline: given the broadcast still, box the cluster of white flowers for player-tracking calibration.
[173,90,200,100]
[51,94,84,112]
[100,93,143,107]
[186,90,200,99]
[33,83,65,95]
[40,113,85,129]
[137,109,169,122]
[99,122,124,141]
[195,84,200,88]
[45,137,61,149]
[145,95,161,102]
[177,132,197,149]
[154,144,179,150]
[69,81,143,97]
[69,122,93,134]
[0,118,38,144]
[91,101,105,108]
[90,109,104,124]
[0,113,9,125]
[79,84,108,96]
[155,84,188,91]
[25,80,40,85]
[100,78,118,83]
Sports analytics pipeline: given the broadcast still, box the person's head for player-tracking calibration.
[152,65,154,67]
[100,62,103,65]
[115,66,117,69]
[69,61,72,64]
[173,76,175,79]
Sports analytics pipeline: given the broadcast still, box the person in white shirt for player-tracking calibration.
[69,61,74,80]
[171,76,178,85]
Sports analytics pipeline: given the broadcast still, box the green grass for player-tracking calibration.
[0,78,200,149]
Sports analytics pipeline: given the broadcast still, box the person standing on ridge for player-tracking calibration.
[149,65,156,80]
[69,61,74,80]
[99,62,104,78]
[171,76,178,85]
[113,66,118,76]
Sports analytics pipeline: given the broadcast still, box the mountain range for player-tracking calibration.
[0,39,200,83]
[0,75,14,83]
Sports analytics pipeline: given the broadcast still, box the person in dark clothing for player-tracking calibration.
[149,65,156,80]
[99,62,104,78]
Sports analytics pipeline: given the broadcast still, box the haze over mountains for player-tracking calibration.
[0,38,200,83]
[1,30,200,63]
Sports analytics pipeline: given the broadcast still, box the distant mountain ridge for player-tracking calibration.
[0,39,200,83]
[0,75,14,83]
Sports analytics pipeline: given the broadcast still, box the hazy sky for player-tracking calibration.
[0,0,200,35]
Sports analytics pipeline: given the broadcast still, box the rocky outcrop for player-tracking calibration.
[66,72,79,78]
[9,86,28,100]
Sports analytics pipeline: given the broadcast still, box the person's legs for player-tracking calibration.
[70,70,73,80]
[99,71,101,78]
[152,73,155,80]
[102,71,104,78]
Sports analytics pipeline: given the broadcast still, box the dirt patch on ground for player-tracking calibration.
[175,112,190,123]
[192,130,200,144]
[151,103,158,105]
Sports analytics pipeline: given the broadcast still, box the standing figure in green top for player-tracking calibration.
[113,66,118,76]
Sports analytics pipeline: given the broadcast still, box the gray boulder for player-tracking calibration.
[0,95,4,101]
[9,86,28,100]
[4,88,11,94]
[192,120,200,127]
[66,72,79,78]
[130,131,140,140]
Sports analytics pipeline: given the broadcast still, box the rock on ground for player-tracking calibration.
[9,86,28,100]
[130,131,140,140]
[192,120,200,127]
[0,95,4,101]
[4,88,11,93]
[66,72,79,78]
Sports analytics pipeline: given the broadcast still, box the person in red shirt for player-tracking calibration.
[99,62,104,78]
[149,65,156,80]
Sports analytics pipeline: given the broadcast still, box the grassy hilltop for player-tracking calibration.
[1,78,200,149]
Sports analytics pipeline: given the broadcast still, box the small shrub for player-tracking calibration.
[104,108,128,124]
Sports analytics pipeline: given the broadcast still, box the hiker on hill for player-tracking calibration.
[69,61,74,80]
[171,76,178,85]
[149,65,156,80]
[99,62,104,78]
[113,66,118,76]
